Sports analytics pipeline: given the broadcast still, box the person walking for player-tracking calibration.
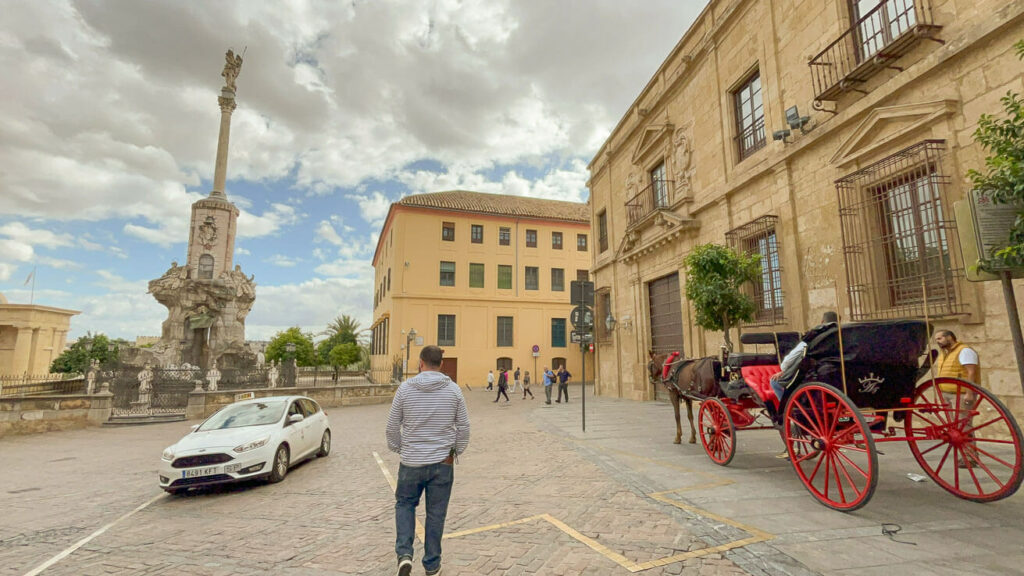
[511,367,521,394]
[934,329,981,468]
[493,368,510,402]
[522,370,534,399]
[542,366,554,404]
[556,365,572,403]
[486,370,494,390]
[386,345,470,576]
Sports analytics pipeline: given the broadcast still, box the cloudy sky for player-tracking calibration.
[0,0,707,342]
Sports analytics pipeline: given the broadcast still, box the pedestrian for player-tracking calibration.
[522,370,534,399]
[556,365,572,403]
[542,366,554,404]
[934,329,981,468]
[386,345,470,576]
[486,369,494,390]
[494,368,510,402]
[511,366,521,394]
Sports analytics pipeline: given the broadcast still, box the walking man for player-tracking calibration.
[556,365,572,403]
[386,345,471,576]
[934,329,980,468]
[542,366,554,404]
[486,369,494,390]
[511,366,521,394]
[494,368,510,402]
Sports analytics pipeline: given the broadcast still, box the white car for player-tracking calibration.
[159,395,331,494]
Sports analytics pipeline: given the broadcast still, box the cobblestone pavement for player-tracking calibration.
[2,383,1023,576]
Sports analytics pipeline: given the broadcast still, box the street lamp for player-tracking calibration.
[285,342,297,387]
[405,328,417,375]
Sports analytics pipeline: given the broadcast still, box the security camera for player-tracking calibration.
[772,129,792,142]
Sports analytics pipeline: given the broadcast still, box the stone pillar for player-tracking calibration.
[11,327,33,375]
[26,328,40,374]
[186,390,207,420]
[87,391,113,424]
[211,90,236,199]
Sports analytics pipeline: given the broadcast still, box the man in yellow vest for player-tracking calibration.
[934,329,980,468]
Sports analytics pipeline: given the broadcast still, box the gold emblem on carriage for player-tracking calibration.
[858,372,884,394]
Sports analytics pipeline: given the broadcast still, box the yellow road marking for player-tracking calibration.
[373,450,773,572]
[373,451,424,543]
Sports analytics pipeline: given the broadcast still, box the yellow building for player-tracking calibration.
[0,292,79,375]
[370,191,595,387]
[588,0,1024,418]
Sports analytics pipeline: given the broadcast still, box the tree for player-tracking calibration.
[265,327,316,367]
[967,40,1024,271]
[321,314,362,341]
[50,333,120,374]
[316,331,353,366]
[328,342,361,370]
[682,243,761,352]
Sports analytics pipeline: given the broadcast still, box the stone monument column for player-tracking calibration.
[212,49,243,200]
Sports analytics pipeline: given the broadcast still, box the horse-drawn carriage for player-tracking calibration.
[657,319,1023,511]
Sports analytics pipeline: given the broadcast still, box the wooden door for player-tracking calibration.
[440,358,458,384]
[648,273,684,401]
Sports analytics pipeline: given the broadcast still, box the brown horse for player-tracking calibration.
[648,351,722,445]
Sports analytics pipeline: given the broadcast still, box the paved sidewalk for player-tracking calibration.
[1,383,1022,575]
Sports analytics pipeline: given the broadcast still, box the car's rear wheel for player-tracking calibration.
[317,429,331,457]
[268,444,289,483]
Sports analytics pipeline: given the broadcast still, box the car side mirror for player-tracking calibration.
[190,424,200,432]
[288,413,304,424]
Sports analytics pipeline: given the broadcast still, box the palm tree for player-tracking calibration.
[321,314,361,339]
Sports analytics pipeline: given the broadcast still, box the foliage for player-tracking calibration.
[682,243,760,351]
[50,333,120,374]
[265,327,317,367]
[328,342,361,369]
[967,40,1024,271]
[321,314,363,341]
[316,331,355,365]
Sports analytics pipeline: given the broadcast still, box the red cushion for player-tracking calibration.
[661,352,680,379]
[741,365,782,405]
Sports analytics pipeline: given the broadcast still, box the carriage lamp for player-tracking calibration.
[605,313,616,333]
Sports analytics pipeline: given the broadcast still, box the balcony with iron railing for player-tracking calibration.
[810,0,942,108]
[625,179,674,228]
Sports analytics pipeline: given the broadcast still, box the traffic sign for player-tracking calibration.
[570,305,594,329]
[570,280,594,307]
[570,330,593,344]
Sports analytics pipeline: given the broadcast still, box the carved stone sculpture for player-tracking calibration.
[222,49,243,92]
[206,360,221,392]
[672,128,694,198]
[268,360,279,389]
[137,363,154,408]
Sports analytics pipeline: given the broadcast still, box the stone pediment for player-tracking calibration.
[632,123,675,164]
[830,100,958,167]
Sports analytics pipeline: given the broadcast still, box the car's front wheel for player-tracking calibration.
[268,444,290,483]
[317,429,331,457]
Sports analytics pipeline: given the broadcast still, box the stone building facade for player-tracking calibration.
[370,191,595,386]
[587,0,1024,419]
[0,293,79,375]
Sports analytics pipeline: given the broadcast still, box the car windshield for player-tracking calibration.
[198,401,286,431]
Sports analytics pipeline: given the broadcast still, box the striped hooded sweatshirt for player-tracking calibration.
[386,370,470,466]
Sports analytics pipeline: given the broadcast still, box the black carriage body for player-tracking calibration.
[796,320,929,410]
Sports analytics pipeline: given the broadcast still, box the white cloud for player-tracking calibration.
[246,276,373,341]
[0,222,75,249]
[0,263,14,282]
[266,254,300,267]
[347,191,393,227]
[314,221,344,246]
[235,245,251,256]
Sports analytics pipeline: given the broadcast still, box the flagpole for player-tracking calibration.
[30,266,36,305]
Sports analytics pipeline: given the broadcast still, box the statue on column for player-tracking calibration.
[86,359,99,395]
[137,363,154,408]
[221,49,244,92]
[267,360,279,389]
[206,359,222,391]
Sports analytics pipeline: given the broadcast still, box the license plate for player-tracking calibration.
[224,463,241,473]
[182,466,219,478]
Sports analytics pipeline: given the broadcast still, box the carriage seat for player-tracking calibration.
[741,364,782,406]
[728,353,780,369]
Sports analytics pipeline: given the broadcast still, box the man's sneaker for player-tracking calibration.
[425,566,442,576]
[397,556,412,576]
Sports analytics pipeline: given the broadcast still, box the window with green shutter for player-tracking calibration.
[551,318,566,348]
[498,265,512,289]
[440,261,455,286]
[469,263,485,288]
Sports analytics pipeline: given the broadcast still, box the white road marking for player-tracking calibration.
[22,492,166,576]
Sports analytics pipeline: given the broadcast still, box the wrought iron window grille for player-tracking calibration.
[726,215,785,326]
[836,139,964,320]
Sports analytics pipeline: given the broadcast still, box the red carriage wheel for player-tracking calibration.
[783,382,878,511]
[699,398,736,466]
[904,377,1023,502]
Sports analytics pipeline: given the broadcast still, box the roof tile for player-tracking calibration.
[398,190,588,223]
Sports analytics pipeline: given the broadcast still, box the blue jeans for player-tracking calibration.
[395,461,454,571]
